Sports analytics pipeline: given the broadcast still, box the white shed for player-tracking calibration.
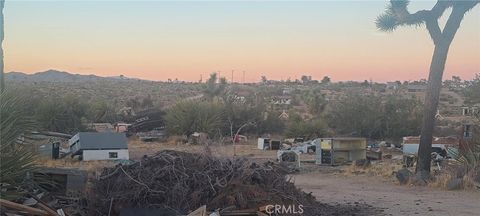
[69,132,129,161]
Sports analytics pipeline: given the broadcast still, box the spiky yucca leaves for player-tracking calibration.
[376,0,478,32]
[376,0,423,31]
[0,89,38,200]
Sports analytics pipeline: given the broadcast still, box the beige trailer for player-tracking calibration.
[315,138,367,165]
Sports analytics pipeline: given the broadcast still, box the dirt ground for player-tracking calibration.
[128,140,480,216]
[294,168,480,216]
[40,140,480,215]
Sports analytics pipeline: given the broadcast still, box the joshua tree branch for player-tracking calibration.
[442,2,478,44]
[430,1,452,19]
[425,18,443,45]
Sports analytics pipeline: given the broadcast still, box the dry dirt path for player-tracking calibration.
[294,171,480,216]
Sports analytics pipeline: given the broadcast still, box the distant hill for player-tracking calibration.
[5,69,141,82]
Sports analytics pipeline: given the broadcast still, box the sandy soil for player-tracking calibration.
[294,170,480,216]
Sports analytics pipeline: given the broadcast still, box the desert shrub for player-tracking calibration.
[464,74,480,104]
[326,92,422,140]
[165,101,224,136]
[285,114,328,139]
[36,95,88,134]
[256,111,285,135]
[88,100,119,123]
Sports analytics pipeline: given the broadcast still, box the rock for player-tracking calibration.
[447,178,463,190]
[396,168,412,185]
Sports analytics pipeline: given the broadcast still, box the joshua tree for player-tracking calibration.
[1,0,5,92]
[376,0,479,179]
[203,73,227,101]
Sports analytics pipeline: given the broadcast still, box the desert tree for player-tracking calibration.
[203,73,227,101]
[321,76,331,85]
[376,0,479,179]
[327,92,384,139]
[261,76,267,84]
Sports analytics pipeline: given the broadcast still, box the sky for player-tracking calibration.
[3,0,480,82]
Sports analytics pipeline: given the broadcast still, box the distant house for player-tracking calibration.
[229,94,247,104]
[407,84,427,92]
[386,82,399,90]
[114,123,131,133]
[271,95,292,105]
[461,105,479,116]
[69,132,129,161]
[87,123,114,133]
[282,88,293,95]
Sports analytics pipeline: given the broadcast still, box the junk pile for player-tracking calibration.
[281,139,317,154]
[89,150,374,215]
[0,192,87,216]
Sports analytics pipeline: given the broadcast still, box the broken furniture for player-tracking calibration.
[257,138,270,150]
[277,150,301,169]
[315,138,367,165]
[257,138,281,150]
[366,150,382,160]
[33,167,88,195]
[269,140,281,150]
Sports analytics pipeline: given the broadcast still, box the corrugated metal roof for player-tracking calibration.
[74,132,128,149]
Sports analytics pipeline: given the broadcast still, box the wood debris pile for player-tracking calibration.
[89,150,343,215]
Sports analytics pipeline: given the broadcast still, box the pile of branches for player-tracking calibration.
[89,150,339,215]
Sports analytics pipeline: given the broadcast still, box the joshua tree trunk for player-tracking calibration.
[416,44,449,178]
[415,4,471,179]
[0,0,4,93]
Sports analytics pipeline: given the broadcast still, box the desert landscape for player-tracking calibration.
[1,1,479,216]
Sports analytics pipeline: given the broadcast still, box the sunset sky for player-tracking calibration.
[3,1,480,82]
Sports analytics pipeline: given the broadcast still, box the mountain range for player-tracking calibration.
[5,70,142,82]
